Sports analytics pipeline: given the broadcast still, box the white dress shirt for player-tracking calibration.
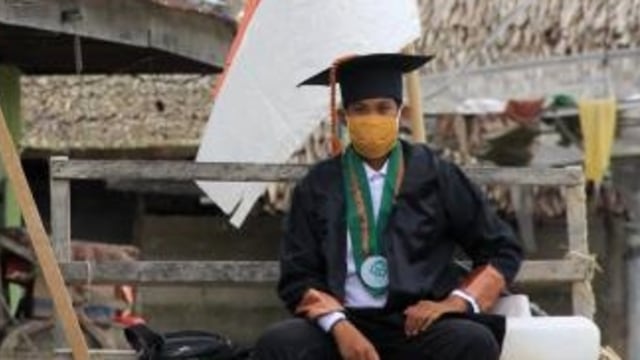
[318,160,388,331]
[344,161,389,308]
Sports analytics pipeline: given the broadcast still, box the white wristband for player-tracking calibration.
[451,289,481,313]
[316,311,347,332]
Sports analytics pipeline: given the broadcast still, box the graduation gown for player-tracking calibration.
[277,141,523,314]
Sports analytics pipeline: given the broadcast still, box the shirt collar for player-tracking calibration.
[363,160,388,181]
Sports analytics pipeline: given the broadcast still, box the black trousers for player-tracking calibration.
[253,309,500,360]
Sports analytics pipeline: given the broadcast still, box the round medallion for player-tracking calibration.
[360,255,389,289]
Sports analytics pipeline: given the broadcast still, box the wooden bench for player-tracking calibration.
[48,157,595,358]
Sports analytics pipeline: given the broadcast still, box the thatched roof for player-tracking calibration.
[417,0,640,72]
[417,0,640,112]
[21,75,214,155]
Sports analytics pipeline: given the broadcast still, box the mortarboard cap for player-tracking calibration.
[299,53,433,106]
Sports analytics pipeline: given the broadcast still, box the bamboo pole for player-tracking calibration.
[403,43,427,143]
[0,65,22,227]
[0,102,89,359]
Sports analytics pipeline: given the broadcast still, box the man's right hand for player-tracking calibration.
[331,320,380,360]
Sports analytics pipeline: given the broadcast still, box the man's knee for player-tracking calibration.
[254,318,336,360]
[447,319,499,357]
[418,318,500,360]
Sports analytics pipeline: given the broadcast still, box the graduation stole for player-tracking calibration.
[342,143,404,296]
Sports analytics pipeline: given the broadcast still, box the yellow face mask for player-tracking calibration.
[346,112,400,159]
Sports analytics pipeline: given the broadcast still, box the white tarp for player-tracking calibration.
[196,0,421,226]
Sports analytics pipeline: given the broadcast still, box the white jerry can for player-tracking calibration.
[500,317,600,360]
[492,296,601,360]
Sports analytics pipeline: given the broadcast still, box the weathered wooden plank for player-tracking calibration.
[59,259,589,285]
[61,260,280,285]
[49,158,73,350]
[51,160,310,182]
[565,178,595,319]
[516,259,590,283]
[54,349,135,360]
[0,0,233,67]
[50,159,583,185]
[50,157,72,261]
[566,183,589,254]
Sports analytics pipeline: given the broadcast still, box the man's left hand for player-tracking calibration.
[403,297,468,337]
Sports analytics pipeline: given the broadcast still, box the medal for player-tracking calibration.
[343,144,404,296]
[360,255,389,289]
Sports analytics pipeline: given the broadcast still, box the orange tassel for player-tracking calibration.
[329,55,356,156]
[329,62,341,156]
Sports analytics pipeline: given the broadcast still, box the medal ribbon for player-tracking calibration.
[343,143,404,296]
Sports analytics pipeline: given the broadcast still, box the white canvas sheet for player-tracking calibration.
[196,0,421,226]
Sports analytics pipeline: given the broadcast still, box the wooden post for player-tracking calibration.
[403,44,427,143]
[626,186,640,360]
[602,200,627,355]
[511,185,537,253]
[50,156,72,260]
[0,65,22,227]
[629,239,640,360]
[50,156,73,350]
[0,100,89,358]
[612,157,640,359]
[565,176,595,319]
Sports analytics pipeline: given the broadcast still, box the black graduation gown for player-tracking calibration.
[277,140,523,314]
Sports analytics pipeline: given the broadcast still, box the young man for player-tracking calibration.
[254,53,522,360]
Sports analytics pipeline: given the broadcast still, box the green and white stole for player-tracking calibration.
[342,143,404,297]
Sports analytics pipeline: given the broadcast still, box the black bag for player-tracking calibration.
[125,324,252,360]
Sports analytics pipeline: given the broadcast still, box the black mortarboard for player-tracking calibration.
[299,53,433,106]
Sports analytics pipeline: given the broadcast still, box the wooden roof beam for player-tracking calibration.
[0,0,234,70]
